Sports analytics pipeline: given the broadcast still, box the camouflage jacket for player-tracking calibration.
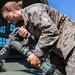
[21,3,75,59]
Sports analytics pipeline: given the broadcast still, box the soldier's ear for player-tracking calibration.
[8,8,15,13]
[9,8,15,12]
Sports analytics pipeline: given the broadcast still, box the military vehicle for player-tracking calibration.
[0,0,63,75]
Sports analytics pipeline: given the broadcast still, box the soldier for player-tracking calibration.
[1,1,75,75]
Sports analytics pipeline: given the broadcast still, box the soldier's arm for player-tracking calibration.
[32,10,59,57]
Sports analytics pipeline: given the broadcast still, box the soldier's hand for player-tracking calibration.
[18,26,28,38]
[27,54,41,68]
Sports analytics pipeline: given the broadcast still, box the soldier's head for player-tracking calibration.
[1,1,23,24]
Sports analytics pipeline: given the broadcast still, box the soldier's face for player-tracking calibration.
[2,10,19,24]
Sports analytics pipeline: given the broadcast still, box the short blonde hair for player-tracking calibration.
[1,1,22,13]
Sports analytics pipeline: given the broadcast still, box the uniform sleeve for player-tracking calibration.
[32,10,59,57]
[0,38,12,61]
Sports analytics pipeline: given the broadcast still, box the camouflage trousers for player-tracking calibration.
[65,47,75,75]
[50,47,75,75]
[50,51,66,75]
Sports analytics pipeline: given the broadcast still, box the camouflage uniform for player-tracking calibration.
[21,3,75,75]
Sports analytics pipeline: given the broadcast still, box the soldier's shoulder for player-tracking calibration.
[23,3,47,12]
[28,3,46,8]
